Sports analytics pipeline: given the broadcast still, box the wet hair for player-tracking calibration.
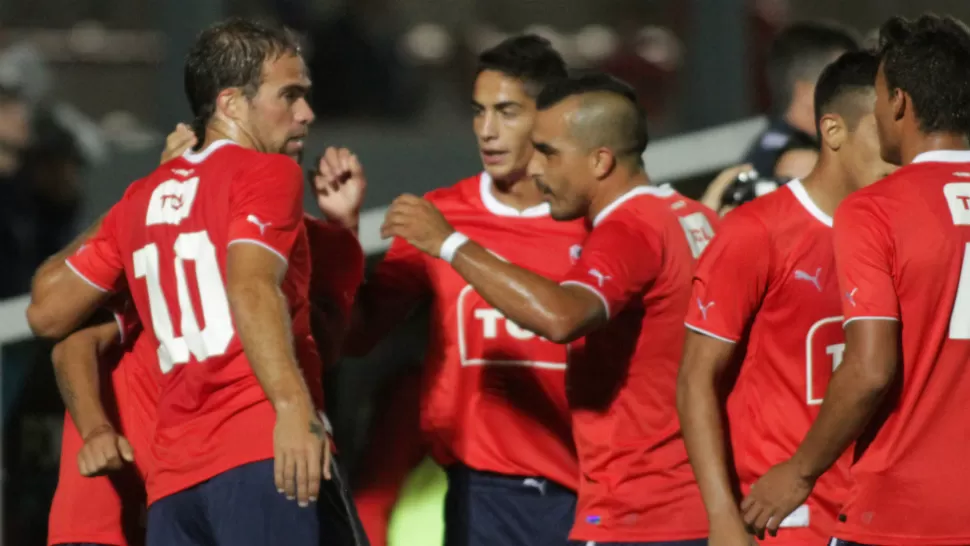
[184,18,301,140]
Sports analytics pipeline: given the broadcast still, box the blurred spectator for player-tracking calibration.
[741,21,860,180]
[0,44,87,300]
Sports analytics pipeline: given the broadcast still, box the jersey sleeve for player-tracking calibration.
[227,155,305,262]
[304,215,366,317]
[683,211,771,343]
[110,298,142,348]
[834,195,899,324]
[560,218,662,318]
[342,236,431,357]
[65,202,126,293]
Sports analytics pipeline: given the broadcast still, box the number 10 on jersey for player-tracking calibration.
[133,230,234,373]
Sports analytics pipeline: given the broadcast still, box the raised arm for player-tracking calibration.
[381,194,605,343]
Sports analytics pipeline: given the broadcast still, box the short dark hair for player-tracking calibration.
[476,35,568,97]
[537,72,649,163]
[184,18,302,139]
[767,21,861,112]
[813,50,880,135]
[877,14,970,136]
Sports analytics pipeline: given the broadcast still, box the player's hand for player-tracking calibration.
[708,511,758,546]
[310,147,367,231]
[740,459,815,539]
[380,194,454,257]
[160,123,197,164]
[77,424,134,477]
[700,163,754,213]
[273,402,333,507]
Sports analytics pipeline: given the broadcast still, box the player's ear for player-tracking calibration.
[590,147,614,179]
[819,114,845,151]
[890,87,906,122]
[216,87,245,123]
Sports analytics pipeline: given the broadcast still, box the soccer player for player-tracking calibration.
[739,14,970,545]
[381,73,707,545]
[47,307,155,546]
[677,50,894,546]
[317,36,584,546]
[26,19,332,545]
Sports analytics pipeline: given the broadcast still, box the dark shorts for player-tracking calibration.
[829,540,873,546]
[444,465,577,546]
[146,458,368,546]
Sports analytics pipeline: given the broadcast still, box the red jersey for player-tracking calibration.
[48,305,155,546]
[655,183,719,258]
[304,215,365,368]
[832,150,970,545]
[66,140,321,503]
[559,186,707,542]
[355,173,586,490]
[685,180,852,545]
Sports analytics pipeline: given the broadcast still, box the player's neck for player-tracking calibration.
[490,172,546,210]
[202,121,260,153]
[587,170,651,224]
[901,132,970,165]
[800,161,850,220]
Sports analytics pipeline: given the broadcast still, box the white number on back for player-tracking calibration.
[950,243,970,340]
[133,230,234,373]
[945,183,970,340]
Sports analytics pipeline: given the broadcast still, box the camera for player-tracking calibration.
[719,169,786,209]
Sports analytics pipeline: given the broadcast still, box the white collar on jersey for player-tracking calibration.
[182,139,236,164]
[911,150,970,164]
[592,184,675,227]
[478,172,551,218]
[786,178,833,228]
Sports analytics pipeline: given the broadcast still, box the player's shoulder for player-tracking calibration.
[595,187,682,237]
[423,172,481,204]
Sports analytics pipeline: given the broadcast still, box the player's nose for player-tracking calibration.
[295,97,315,126]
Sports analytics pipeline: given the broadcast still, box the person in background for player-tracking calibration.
[743,21,860,181]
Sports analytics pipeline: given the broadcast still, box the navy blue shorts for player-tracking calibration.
[146,458,368,546]
[443,465,577,546]
[829,540,872,546]
[573,538,707,546]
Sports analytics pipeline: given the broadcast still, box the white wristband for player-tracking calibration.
[439,232,470,264]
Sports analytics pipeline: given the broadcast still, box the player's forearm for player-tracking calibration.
[451,242,592,343]
[229,279,313,410]
[677,367,741,519]
[51,334,111,438]
[791,355,894,481]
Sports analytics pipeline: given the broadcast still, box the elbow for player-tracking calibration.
[542,314,584,344]
[27,301,69,340]
[675,364,698,421]
[854,358,897,396]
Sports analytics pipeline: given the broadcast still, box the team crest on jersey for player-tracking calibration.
[569,244,583,263]
[146,177,200,226]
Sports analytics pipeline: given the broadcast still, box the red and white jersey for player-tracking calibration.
[359,173,586,490]
[560,186,707,543]
[66,140,321,503]
[48,304,157,546]
[832,150,970,545]
[655,183,719,258]
[685,180,852,545]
